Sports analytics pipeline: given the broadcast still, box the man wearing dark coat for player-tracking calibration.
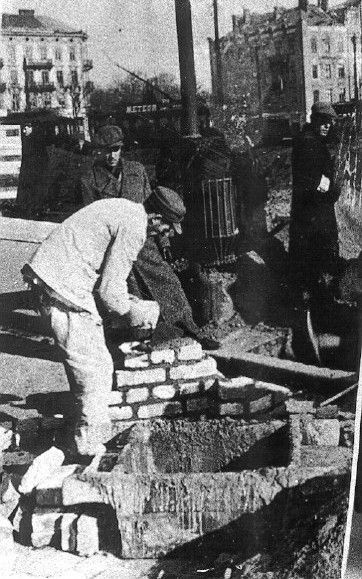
[289,101,340,303]
[80,125,151,205]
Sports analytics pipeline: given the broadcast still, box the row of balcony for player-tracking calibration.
[19,58,93,71]
[0,81,94,94]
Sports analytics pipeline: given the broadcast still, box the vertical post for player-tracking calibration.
[174,0,199,136]
[255,45,263,118]
[213,0,224,104]
[352,34,359,102]
[23,58,30,110]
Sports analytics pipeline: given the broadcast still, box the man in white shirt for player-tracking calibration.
[23,198,160,459]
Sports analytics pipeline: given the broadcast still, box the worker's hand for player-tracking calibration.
[317,174,330,193]
[128,298,160,330]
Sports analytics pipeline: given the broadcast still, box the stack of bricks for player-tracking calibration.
[110,338,219,422]
[109,337,292,425]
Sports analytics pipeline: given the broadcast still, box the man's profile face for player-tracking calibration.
[312,115,333,138]
[105,144,122,168]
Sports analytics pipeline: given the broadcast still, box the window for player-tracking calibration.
[338,39,344,52]
[69,46,76,61]
[40,46,47,60]
[328,88,333,102]
[312,64,318,78]
[26,70,34,85]
[5,129,20,137]
[25,45,33,60]
[325,64,331,79]
[10,69,18,84]
[56,70,64,87]
[43,93,52,108]
[311,37,317,53]
[42,70,49,85]
[55,48,62,61]
[71,69,78,86]
[323,37,331,53]
[8,45,16,62]
[313,89,319,103]
[12,92,20,111]
[338,66,345,78]
[339,88,346,102]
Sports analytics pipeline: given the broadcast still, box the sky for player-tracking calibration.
[1,0,342,89]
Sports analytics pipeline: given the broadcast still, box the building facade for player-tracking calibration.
[209,0,361,125]
[0,8,93,117]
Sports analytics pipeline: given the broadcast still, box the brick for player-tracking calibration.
[302,419,340,446]
[186,397,210,413]
[217,402,244,417]
[126,387,149,404]
[203,378,217,391]
[138,401,182,419]
[170,357,217,381]
[60,513,78,552]
[116,368,166,388]
[179,381,202,396]
[152,384,176,400]
[218,376,254,400]
[109,405,133,421]
[124,354,149,369]
[315,405,339,419]
[108,391,124,405]
[118,342,142,355]
[177,341,203,361]
[284,399,315,415]
[248,394,274,415]
[36,464,81,506]
[254,381,292,404]
[150,349,175,365]
[76,514,99,556]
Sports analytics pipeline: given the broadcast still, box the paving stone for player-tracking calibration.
[126,387,149,404]
[185,397,210,413]
[108,391,124,405]
[177,341,203,361]
[36,464,81,506]
[62,476,107,506]
[248,393,274,415]
[116,368,166,388]
[150,349,175,365]
[31,509,62,548]
[137,401,182,419]
[302,419,340,446]
[60,513,78,552]
[315,405,339,419]
[152,384,176,400]
[284,399,315,415]
[170,357,217,381]
[179,381,202,396]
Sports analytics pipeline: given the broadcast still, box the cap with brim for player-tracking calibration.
[145,186,186,233]
[94,125,124,148]
[311,102,338,120]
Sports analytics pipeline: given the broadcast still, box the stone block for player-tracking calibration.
[116,368,166,388]
[217,402,244,417]
[170,357,217,381]
[31,508,62,548]
[109,406,133,421]
[76,514,99,556]
[177,341,203,361]
[152,385,177,400]
[138,401,182,419]
[62,476,109,506]
[185,397,210,414]
[60,513,78,552]
[36,464,81,506]
[248,394,274,415]
[254,381,292,404]
[218,376,254,401]
[126,387,149,404]
[302,419,340,446]
[150,349,175,365]
[108,391,124,405]
[315,405,339,419]
[284,399,315,415]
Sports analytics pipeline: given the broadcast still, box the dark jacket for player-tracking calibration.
[289,124,340,289]
[80,159,151,206]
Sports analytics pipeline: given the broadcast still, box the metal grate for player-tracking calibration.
[201,177,238,264]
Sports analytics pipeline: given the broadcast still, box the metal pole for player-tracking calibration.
[174,0,199,136]
[23,58,30,110]
[213,0,224,104]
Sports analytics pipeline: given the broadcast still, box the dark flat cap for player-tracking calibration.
[94,125,124,148]
[145,187,186,234]
[311,102,337,119]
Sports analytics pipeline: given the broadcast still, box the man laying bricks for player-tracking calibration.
[22,197,169,461]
